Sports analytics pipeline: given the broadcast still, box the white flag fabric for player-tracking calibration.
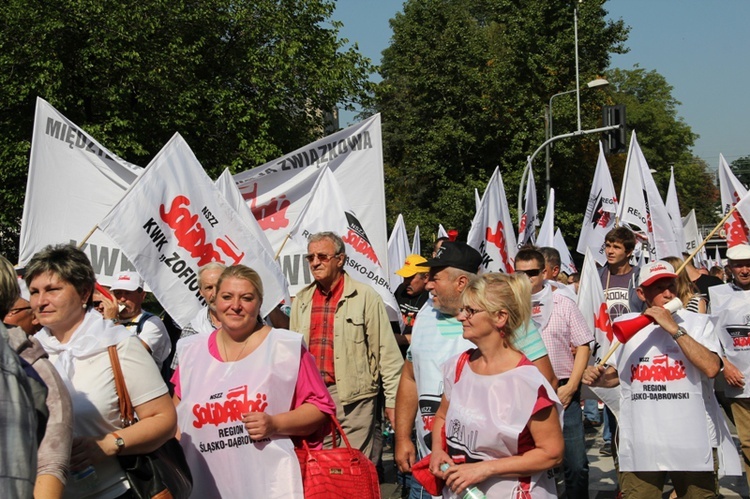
[19,97,144,284]
[98,134,288,327]
[518,161,539,247]
[714,247,722,269]
[474,189,482,213]
[411,225,421,256]
[438,224,449,239]
[682,209,705,263]
[665,166,686,253]
[287,167,401,323]
[233,114,386,295]
[467,167,517,273]
[387,214,409,291]
[536,189,555,248]
[576,142,618,265]
[554,229,577,276]
[577,249,620,415]
[718,153,750,248]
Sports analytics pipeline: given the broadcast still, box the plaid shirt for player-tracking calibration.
[308,277,345,385]
[541,292,594,379]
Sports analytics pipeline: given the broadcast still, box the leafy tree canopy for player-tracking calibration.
[731,155,750,190]
[0,0,374,259]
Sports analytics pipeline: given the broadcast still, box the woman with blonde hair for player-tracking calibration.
[429,273,564,498]
[663,256,707,313]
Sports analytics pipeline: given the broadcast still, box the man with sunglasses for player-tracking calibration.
[710,243,750,490]
[394,241,554,498]
[290,232,403,462]
[515,248,593,499]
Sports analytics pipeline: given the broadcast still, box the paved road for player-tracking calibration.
[379,422,749,498]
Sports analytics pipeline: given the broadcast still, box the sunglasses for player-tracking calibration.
[515,268,543,277]
[304,253,340,263]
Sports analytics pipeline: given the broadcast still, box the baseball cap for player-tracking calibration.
[727,244,750,261]
[424,241,482,274]
[395,254,430,277]
[110,271,145,292]
[638,261,677,287]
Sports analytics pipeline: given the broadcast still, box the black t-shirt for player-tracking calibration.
[693,274,724,301]
[394,282,429,336]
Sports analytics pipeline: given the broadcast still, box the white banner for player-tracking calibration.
[19,97,144,284]
[99,134,288,327]
[387,214,409,291]
[718,153,750,248]
[288,167,401,323]
[233,115,386,295]
[467,167,517,273]
[518,161,538,247]
[536,188,555,248]
[577,142,617,264]
[411,225,421,256]
[682,209,707,266]
[554,229,577,276]
[665,166,686,252]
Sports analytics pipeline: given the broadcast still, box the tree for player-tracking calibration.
[0,0,374,259]
[603,67,718,225]
[731,155,750,189]
[374,0,628,249]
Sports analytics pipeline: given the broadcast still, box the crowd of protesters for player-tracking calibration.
[2,225,749,499]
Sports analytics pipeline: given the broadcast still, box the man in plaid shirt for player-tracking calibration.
[515,247,594,499]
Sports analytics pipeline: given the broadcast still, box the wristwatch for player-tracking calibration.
[671,327,688,341]
[112,432,125,454]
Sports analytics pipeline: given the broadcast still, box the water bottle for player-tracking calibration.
[72,465,99,492]
[440,463,486,499]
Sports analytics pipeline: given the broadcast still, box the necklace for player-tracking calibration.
[220,329,252,362]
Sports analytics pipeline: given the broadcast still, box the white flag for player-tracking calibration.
[288,168,401,323]
[577,249,620,414]
[474,189,482,213]
[438,224,449,239]
[467,167,517,273]
[714,246,722,269]
[682,209,704,261]
[518,161,539,247]
[233,114,387,295]
[718,153,750,248]
[19,97,144,284]
[577,142,617,264]
[554,229,577,276]
[98,134,288,327]
[412,225,422,258]
[387,214,409,291]
[536,189,555,248]
[665,166,686,253]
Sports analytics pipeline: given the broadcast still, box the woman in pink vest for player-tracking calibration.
[429,273,564,498]
[172,265,334,498]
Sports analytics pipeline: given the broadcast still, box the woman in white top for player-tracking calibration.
[429,273,564,498]
[28,244,176,499]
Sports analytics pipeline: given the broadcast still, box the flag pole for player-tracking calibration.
[274,233,292,261]
[598,205,740,366]
[77,225,99,248]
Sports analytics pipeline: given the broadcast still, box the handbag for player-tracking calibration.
[295,415,380,499]
[108,346,193,499]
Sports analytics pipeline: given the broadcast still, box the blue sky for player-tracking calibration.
[333,0,750,173]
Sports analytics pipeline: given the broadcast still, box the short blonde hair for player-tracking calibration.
[461,272,532,346]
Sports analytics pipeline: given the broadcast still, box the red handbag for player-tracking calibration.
[295,416,380,499]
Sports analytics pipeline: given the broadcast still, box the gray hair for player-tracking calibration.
[308,232,345,256]
[25,244,96,306]
[198,262,227,284]
[0,255,20,317]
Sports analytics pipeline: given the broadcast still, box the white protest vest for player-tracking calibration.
[615,315,712,472]
[176,329,303,498]
[410,304,471,459]
[443,356,561,498]
[710,284,750,398]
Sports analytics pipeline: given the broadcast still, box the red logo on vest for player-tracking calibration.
[630,354,686,383]
[192,385,268,429]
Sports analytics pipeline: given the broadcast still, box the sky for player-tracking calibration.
[333,0,750,173]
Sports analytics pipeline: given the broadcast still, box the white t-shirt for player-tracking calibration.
[47,336,169,499]
[122,312,171,369]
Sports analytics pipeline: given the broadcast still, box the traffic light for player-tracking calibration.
[602,105,627,154]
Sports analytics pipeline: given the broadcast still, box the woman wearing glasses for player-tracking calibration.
[429,273,564,498]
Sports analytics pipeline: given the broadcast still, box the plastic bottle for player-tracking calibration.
[72,465,99,492]
[440,463,486,499]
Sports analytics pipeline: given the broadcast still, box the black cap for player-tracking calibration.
[424,241,482,274]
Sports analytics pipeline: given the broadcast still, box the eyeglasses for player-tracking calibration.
[458,306,485,319]
[6,306,31,317]
[304,253,339,263]
[515,268,543,277]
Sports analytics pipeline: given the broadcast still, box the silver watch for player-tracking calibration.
[671,327,688,341]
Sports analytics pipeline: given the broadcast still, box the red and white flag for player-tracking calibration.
[387,214,409,291]
[98,134,289,327]
[665,166,686,253]
[577,249,620,414]
[288,167,401,323]
[467,167,517,273]
[576,142,618,265]
[718,153,750,248]
[518,161,539,247]
[554,229,577,276]
[536,188,555,248]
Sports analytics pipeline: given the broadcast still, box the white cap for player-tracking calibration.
[110,271,144,292]
[638,261,677,287]
[727,244,750,261]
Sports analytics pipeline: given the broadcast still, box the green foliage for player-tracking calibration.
[374,0,628,249]
[0,0,374,259]
[731,156,750,189]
